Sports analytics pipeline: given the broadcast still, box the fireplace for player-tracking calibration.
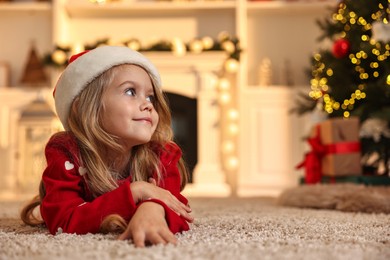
[166,92,197,183]
[145,52,231,196]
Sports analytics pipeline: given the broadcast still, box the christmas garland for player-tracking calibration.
[43,33,241,68]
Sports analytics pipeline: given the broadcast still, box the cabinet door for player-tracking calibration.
[238,87,307,196]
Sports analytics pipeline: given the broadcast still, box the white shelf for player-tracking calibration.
[0,2,51,12]
[65,1,237,17]
[247,0,336,14]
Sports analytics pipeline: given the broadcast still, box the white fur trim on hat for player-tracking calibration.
[54,45,161,130]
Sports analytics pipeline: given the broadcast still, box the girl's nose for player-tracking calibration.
[140,99,153,111]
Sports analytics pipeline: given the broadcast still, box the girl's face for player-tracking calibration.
[101,64,159,150]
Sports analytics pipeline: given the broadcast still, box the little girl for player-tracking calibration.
[21,45,194,247]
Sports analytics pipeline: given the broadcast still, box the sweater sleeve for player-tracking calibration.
[40,135,137,235]
[147,143,191,233]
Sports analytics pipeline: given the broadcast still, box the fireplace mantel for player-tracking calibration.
[145,52,231,197]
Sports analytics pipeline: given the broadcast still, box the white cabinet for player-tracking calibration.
[237,87,310,196]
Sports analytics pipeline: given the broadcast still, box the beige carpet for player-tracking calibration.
[1,192,390,259]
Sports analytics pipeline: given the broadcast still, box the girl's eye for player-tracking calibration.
[125,88,136,96]
[147,95,156,104]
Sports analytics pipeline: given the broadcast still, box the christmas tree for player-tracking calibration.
[297,0,390,176]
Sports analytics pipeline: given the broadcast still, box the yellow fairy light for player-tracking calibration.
[221,41,235,54]
[373,71,379,77]
[219,92,231,104]
[222,141,235,154]
[51,50,67,65]
[319,77,328,85]
[227,109,239,121]
[358,17,367,25]
[224,58,239,73]
[218,78,231,91]
[325,107,333,114]
[370,62,379,68]
[326,68,333,76]
[361,35,369,41]
[172,37,186,56]
[228,123,239,136]
[323,94,330,102]
[343,111,350,118]
[189,40,203,54]
[310,78,319,87]
[225,156,239,171]
[202,36,214,50]
[314,53,321,61]
[387,74,390,85]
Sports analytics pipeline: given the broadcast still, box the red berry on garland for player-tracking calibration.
[332,39,351,58]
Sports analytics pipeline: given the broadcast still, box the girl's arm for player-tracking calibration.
[41,135,192,235]
[40,142,138,235]
[120,142,194,237]
[136,142,193,234]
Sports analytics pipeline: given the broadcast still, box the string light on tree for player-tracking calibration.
[305,0,390,120]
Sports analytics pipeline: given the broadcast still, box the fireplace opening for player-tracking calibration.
[165,92,197,183]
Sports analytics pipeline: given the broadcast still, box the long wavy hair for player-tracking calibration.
[20,64,189,233]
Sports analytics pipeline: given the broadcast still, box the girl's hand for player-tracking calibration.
[130,181,193,223]
[117,202,177,247]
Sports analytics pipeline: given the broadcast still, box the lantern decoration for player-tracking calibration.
[17,96,62,192]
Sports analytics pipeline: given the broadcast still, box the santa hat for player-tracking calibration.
[54,45,161,130]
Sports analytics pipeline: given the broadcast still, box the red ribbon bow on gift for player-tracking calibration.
[296,124,361,184]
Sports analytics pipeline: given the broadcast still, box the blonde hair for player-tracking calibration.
[21,64,189,232]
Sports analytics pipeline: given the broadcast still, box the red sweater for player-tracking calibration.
[40,132,190,235]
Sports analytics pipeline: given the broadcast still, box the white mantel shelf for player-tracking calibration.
[65,1,236,17]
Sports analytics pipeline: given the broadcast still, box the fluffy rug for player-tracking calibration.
[1,195,390,259]
[278,183,390,214]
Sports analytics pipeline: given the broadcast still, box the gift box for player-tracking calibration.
[318,117,362,176]
[297,117,362,184]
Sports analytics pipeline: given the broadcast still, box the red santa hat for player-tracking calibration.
[54,45,161,130]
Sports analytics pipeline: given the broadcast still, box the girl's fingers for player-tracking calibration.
[148,232,168,245]
[132,230,146,248]
[160,229,178,245]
